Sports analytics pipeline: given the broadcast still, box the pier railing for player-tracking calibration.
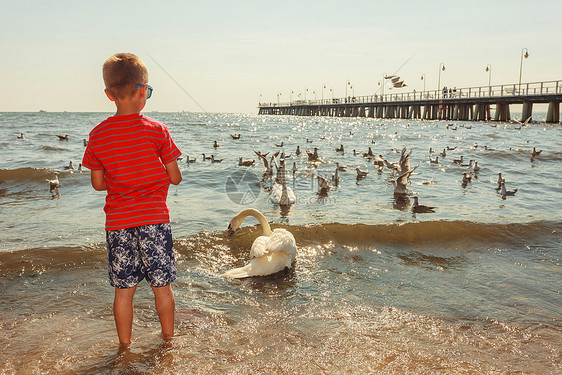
[260,80,562,107]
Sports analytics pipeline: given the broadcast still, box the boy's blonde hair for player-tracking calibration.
[103,53,148,99]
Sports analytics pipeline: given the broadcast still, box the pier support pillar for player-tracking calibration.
[546,101,560,123]
[522,101,533,122]
[495,103,510,122]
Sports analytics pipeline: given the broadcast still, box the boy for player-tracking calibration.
[82,53,182,348]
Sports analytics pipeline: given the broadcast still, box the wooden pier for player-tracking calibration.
[258,80,562,123]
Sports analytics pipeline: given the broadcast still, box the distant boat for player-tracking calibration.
[39,110,47,113]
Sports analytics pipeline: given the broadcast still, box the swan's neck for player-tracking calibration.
[238,209,272,236]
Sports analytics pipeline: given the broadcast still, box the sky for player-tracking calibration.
[1,0,561,113]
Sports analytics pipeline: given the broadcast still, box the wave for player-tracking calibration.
[2,220,559,278]
[0,167,72,183]
[42,145,67,151]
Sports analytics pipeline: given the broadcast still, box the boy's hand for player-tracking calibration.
[91,169,107,191]
[165,160,182,185]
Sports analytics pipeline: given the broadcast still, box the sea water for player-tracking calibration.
[0,111,560,374]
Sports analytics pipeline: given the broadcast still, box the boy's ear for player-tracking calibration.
[104,89,115,102]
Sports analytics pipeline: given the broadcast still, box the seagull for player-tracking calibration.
[186,155,197,163]
[315,174,332,195]
[447,146,457,151]
[429,156,439,164]
[331,167,340,186]
[495,173,503,190]
[531,147,542,158]
[280,151,291,159]
[46,172,60,194]
[17,133,24,139]
[399,148,412,173]
[383,159,399,172]
[335,144,344,153]
[56,134,69,141]
[211,155,224,163]
[373,154,384,169]
[295,145,301,156]
[230,134,241,139]
[201,153,212,161]
[291,162,298,177]
[472,161,480,172]
[77,163,83,172]
[392,167,417,195]
[213,140,220,148]
[335,162,347,171]
[412,196,436,213]
[355,167,368,179]
[362,147,374,158]
[306,138,313,143]
[275,142,284,147]
[254,150,270,171]
[64,161,74,170]
[439,149,446,157]
[239,157,255,167]
[500,181,518,198]
[452,155,464,165]
[462,172,472,185]
[306,147,322,162]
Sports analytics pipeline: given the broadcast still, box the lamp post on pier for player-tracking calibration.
[259,94,262,105]
[485,64,492,95]
[420,73,426,94]
[519,48,529,94]
[277,93,282,105]
[345,80,351,100]
[437,63,446,97]
[330,88,334,101]
[322,84,326,103]
[313,90,317,101]
[290,90,294,104]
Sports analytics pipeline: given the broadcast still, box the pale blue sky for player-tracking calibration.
[1,0,560,113]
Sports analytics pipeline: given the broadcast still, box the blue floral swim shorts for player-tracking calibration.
[106,223,176,288]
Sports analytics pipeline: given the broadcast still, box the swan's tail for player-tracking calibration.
[223,252,293,279]
[223,264,254,279]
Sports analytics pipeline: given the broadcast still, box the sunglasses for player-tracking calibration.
[135,83,153,99]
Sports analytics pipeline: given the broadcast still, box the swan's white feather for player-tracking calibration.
[269,182,296,205]
[223,252,294,278]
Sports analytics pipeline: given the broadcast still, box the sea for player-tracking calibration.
[0,111,560,374]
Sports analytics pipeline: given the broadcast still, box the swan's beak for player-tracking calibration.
[226,224,235,239]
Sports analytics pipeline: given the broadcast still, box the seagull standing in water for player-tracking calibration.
[392,167,417,196]
[500,181,518,198]
[64,161,75,171]
[412,196,436,213]
[46,172,60,195]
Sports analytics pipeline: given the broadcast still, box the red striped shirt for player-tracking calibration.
[82,114,181,231]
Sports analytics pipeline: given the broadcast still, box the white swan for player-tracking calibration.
[269,161,295,205]
[270,181,296,205]
[223,209,297,278]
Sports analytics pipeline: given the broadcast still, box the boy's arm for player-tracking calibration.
[91,169,107,191]
[165,160,182,185]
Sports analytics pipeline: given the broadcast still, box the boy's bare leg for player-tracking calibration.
[151,284,175,340]
[114,285,137,347]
